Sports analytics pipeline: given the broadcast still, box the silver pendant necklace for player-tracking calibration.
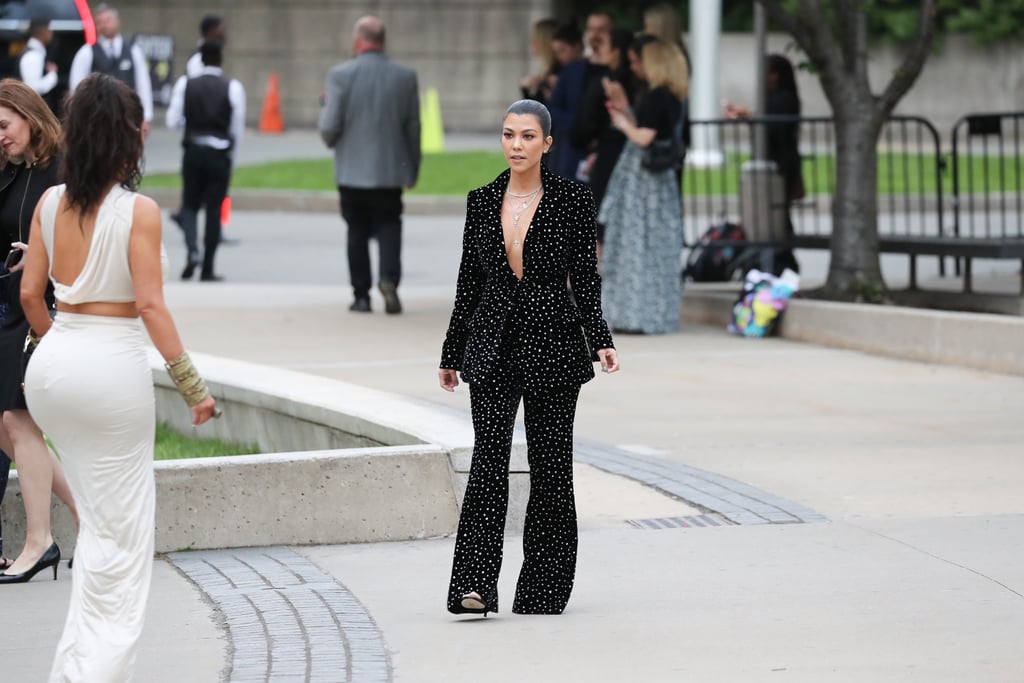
[506,184,542,247]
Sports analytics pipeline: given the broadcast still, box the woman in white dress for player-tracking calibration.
[20,73,219,683]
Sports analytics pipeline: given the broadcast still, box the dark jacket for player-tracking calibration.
[0,156,60,325]
[547,58,597,179]
[440,165,614,389]
[765,88,801,197]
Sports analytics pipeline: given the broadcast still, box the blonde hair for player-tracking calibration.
[642,40,688,99]
[532,18,559,75]
[644,3,682,46]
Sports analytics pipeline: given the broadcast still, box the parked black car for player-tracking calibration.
[0,0,91,112]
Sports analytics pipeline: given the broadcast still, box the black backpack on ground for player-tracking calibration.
[683,222,747,282]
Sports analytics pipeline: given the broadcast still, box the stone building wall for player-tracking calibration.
[115,2,1024,135]
[117,0,552,131]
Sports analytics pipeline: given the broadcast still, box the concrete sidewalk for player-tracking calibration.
[4,133,1024,681]
[6,205,1024,681]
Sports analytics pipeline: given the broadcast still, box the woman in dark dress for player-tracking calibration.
[0,79,77,583]
[725,54,802,273]
[439,99,619,617]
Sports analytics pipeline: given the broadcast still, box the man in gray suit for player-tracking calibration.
[319,16,421,314]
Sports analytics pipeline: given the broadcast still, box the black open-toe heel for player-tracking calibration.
[0,556,11,571]
[450,591,494,616]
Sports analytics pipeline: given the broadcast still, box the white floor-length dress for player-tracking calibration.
[25,185,164,682]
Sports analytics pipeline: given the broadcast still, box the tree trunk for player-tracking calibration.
[823,106,887,302]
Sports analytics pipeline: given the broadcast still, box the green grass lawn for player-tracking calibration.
[143,151,508,196]
[154,423,258,460]
[141,150,1019,197]
[6,424,257,469]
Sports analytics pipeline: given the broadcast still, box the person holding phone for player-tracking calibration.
[0,79,78,584]
[438,99,618,617]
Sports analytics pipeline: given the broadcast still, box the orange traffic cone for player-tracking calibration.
[258,73,284,133]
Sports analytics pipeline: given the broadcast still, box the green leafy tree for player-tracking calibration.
[559,1,1024,44]
[756,0,938,300]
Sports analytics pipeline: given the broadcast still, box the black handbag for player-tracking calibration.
[641,136,683,172]
[638,99,688,172]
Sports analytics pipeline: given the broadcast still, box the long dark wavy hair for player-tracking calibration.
[60,73,144,216]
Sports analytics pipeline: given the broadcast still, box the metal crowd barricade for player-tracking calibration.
[682,115,948,286]
[951,112,1024,242]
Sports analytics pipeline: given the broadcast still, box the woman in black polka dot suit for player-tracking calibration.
[439,99,620,616]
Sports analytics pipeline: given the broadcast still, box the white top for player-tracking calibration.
[69,36,153,122]
[39,185,168,304]
[185,50,204,78]
[165,66,246,150]
[19,37,58,95]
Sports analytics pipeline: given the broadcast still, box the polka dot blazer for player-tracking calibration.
[440,164,614,389]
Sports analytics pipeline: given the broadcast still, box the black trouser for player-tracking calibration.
[0,451,9,557]
[338,187,403,299]
[180,143,231,277]
[447,375,582,615]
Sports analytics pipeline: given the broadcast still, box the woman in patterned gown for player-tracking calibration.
[599,39,688,334]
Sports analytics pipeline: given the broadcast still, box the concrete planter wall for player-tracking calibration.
[1,353,531,555]
[681,286,1024,376]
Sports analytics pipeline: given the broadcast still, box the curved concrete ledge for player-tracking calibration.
[681,286,1024,376]
[2,352,529,555]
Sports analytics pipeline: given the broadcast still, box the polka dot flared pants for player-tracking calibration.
[447,379,581,615]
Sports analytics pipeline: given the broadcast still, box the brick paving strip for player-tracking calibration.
[167,547,391,683]
[574,439,829,526]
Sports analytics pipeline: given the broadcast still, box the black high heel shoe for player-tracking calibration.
[450,592,493,616]
[0,542,60,584]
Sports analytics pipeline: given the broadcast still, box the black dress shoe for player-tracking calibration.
[0,542,60,584]
[349,297,371,312]
[200,274,224,282]
[378,281,402,314]
[181,253,200,280]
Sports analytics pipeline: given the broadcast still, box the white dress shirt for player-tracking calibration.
[69,35,153,122]
[165,66,246,151]
[185,50,204,78]
[19,37,57,95]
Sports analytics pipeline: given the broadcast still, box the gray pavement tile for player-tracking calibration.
[168,547,390,683]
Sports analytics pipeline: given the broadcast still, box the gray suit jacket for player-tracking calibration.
[318,51,421,189]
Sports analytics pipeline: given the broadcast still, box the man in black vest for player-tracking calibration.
[165,42,246,281]
[69,3,153,135]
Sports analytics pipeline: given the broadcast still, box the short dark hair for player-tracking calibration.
[200,15,223,37]
[200,41,223,67]
[553,22,583,46]
[27,19,50,37]
[630,33,657,55]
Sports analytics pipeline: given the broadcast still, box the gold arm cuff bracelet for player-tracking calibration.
[165,351,211,408]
